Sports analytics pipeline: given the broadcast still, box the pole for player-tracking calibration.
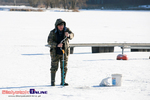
[14,0,16,6]
[121,47,124,54]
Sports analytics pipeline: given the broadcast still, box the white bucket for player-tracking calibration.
[112,74,122,86]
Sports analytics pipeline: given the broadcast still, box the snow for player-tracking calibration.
[0,5,43,11]
[0,5,73,12]
[0,9,150,100]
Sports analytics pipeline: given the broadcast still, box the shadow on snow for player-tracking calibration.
[83,59,115,61]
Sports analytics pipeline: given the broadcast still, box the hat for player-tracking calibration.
[57,22,64,26]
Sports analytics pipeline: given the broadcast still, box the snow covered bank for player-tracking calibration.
[0,5,44,11]
[0,5,77,12]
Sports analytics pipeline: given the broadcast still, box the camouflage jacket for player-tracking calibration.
[47,19,74,57]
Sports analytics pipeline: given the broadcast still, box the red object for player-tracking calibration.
[117,54,128,60]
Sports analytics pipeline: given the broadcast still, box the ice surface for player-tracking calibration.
[0,9,150,100]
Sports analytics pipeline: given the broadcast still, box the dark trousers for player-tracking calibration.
[50,54,68,73]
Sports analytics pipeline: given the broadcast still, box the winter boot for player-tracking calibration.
[51,72,56,86]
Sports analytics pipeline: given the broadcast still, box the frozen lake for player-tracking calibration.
[0,10,150,100]
[0,10,150,46]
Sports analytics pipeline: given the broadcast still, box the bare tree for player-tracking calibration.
[49,0,55,8]
[14,0,16,6]
[69,0,86,9]
[43,0,50,9]
[77,0,87,8]
[42,0,63,9]
[55,0,61,8]
[62,0,67,9]
[28,0,39,7]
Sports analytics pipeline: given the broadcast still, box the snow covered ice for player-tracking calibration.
[0,9,150,100]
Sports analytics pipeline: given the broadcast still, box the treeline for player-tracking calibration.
[87,0,150,5]
[86,0,150,9]
[42,0,86,9]
[0,0,86,9]
[0,0,150,9]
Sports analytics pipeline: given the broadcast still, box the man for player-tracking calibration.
[47,18,74,86]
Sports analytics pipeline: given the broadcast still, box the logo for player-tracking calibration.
[30,89,47,94]
[2,90,29,95]
[2,89,47,95]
